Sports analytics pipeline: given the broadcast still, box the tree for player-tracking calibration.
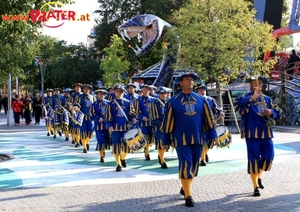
[0,0,73,86]
[172,0,277,86]
[100,34,131,87]
[50,44,102,88]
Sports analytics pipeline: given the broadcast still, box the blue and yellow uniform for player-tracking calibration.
[71,103,84,145]
[149,86,169,168]
[79,84,95,153]
[91,89,110,162]
[124,83,139,129]
[136,86,156,160]
[234,78,282,196]
[61,88,72,141]
[196,85,224,166]
[160,72,217,205]
[70,83,83,144]
[106,84,136,171]
[52,88,64,138]
[43,89,54,136]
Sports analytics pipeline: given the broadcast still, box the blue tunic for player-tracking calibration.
[160,91,217,179]
[234,92,282,174]
[150,98,166,149]
[203,96,223,147]
[79,93,95,139]
[91,99,110,150]
[106,98,136,154]
[234,92,282,139]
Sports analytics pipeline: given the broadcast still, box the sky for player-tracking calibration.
[41,0,100,45]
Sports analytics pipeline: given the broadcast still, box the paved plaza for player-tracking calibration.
[0,111,299,212]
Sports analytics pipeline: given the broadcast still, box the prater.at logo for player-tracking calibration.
[1,1,90,28]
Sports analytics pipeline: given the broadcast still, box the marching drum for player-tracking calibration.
[215,125,232,148]
[123,128,147,153]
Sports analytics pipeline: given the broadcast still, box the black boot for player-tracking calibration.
[161,162,168,169]
[121,159,127,167]
[116,165,122,172]
[83,149,87,153]
[253,187,261,196]
[185,196,195,207]
[72,140,75,144]
[47,133,50,136]
[200,160,206,166]
[65,137,69,141]
[258,178,264,189]
[58,131,62,137]
[145,155,150,161]
[100,157,104,163]
[53,135,56,139]
[86,144,89,151]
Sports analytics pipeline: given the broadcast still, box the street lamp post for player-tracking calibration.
[7,73,13,126]
[35,57,51,97]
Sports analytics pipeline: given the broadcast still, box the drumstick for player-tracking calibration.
[215,110,227,122]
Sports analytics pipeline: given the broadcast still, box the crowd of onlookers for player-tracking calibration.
[0,94,8,115]
[0,92,43,126]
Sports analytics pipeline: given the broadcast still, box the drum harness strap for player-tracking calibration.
[113,99,133,128]
[113,99,128,121]
[157,98,165,107]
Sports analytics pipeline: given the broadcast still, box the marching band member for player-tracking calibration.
[160,72,217,207]
[195,85,224,166]
[62,88,72,141]
[106,84,136,172]
[150,86,169,169]
[124,83,139,129]
[234,76,282,196]
[79,84,95,153]
[106,87,115,101]
[43,89,54,136]
[91,89,110,162]
[71,103,84,146]
[149,85,159,98]
[136,88,142,97]
[135,84,156,160]
[71,83,83,104]
[52,88,64,139]
[71,83,82,145]
[45,104,54,136]
[62,88,72,107]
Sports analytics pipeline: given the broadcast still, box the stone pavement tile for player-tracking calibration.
[0,154,300,212]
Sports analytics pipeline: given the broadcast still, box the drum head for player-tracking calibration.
[123,128,139,140]
[216,125,227,137]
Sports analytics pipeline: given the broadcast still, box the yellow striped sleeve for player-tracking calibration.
[160,102,174,133]
[203,100,215,131]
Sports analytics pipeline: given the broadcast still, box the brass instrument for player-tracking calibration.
[254,78,276,128]
[60,104,82,125]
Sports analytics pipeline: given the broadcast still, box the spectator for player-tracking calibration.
[23,95,32,125]
[12,95,23,126]
[33,95,42,125]
[287,49,300,79]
